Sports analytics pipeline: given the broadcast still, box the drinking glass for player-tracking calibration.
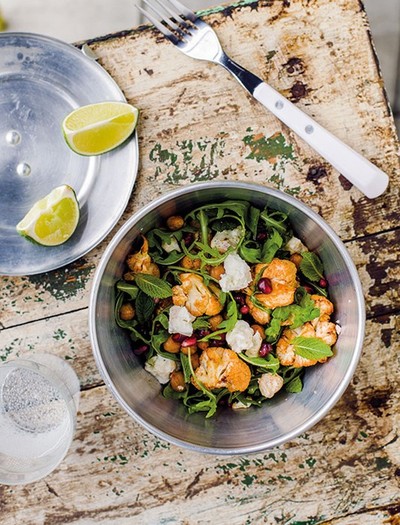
[0,354,80,485]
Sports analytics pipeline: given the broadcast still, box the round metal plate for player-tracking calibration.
[0,33,138,276]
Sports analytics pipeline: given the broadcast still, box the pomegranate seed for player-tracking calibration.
[256,232,268,241]
[133,344,149,356]
[319,278,328,288]
[172,333,186,343]
[303,285,314,294]
[240,305,250,315]
[258,277,273,294]
[233,292,246,306]
[196,329,210,338]
[183,232,194,246]
[181,336,197,348]
[259,343,272,357]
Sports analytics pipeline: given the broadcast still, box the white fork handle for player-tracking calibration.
[253,82,389,199]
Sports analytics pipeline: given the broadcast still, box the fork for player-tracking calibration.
[137,0,389,199]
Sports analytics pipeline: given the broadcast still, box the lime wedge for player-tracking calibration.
[62,101,139,156]
[16,185,80,246]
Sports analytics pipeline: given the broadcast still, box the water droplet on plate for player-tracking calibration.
[16,162,31,177]
[5,130,21,146]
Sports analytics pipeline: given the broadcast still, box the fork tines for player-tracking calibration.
[137,0,198,44]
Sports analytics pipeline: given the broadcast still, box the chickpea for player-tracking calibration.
[198,341,209,351]
[209,314,223,332]
[181,256,201,269]
[251,324,265,340]
[190,352,200,370]
[290,253,303,268]
[170,371,186,392]
[181,344,197,355]
[167,215,185,231]
[119,303,135,321]
[123,271,135,282]
[209,264,225,281]
[163,336,181,354]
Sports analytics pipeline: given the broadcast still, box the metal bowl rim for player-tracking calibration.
[89,181,365,455]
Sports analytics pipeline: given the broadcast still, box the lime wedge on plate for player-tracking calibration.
[62,101,139,156]
[16,185,80,246]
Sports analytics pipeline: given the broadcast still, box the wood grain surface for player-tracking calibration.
[1,1,399,524]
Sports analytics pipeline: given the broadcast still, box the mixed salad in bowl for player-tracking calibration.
[114,200,339,418]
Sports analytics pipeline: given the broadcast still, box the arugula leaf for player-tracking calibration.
[135,273,173,299]
[187,349,217,418]
[239,353,280,372]
[163,383,186,400]
[239,240,261,263]
[292,336,333,360]
[135,291,156,325]
[180,353,192,383]
[260,209,288,234]
[260,229,283,263]
[265,318,282,343]
[300,252,324,282]
[247,205,260,239]
[192,317,211,330]
[285,375,303,393]
[116,281,139,300]
[210,217,240,232]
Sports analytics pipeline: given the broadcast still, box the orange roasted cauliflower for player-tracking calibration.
[172,273,223,317]
[192,347,251,393]
[126,236,160,277]
[276,295,337,368]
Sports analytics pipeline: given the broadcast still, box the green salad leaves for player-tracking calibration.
[114,198,336,418]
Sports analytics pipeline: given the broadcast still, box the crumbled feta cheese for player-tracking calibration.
[226,320,262,356]
[285,236,308,255]
[144,355,176,384]
[210,227,243,253]
[258,373,284,398]
[219,252,252,292]
[168,305,195,336]
[162,236,181,253]
[232,400,251,410]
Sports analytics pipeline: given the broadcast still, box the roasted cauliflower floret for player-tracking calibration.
[192,347,251,393]
[276,323,323,368]
[276,293,338,368]
[172,273,223,317]
[249,258,298,310]
[258,373,284,398]
[245,298,271,324]
[310,294,334,318]
[126,236,160,277]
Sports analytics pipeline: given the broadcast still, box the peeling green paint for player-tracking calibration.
[289,518,325,525]
[243,131,294,163]
[375,456,392,470]
[241,473,256,486]
[28,259,94,301]
[149,135,227,184]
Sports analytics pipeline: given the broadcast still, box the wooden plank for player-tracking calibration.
[86,0,399,240]
[1,228,398,329]
[1,315,398,524]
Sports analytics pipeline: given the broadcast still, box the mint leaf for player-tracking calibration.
[272,290,320,329]
[116,281,139,300]
[135,291,155,325]
[300,252,324,282]
[292,336,333,360]
[135,273,173,299]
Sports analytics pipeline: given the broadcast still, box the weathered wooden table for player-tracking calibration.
[1,1,399,523]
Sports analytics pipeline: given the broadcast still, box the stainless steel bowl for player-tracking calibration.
[89,182,365,454]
